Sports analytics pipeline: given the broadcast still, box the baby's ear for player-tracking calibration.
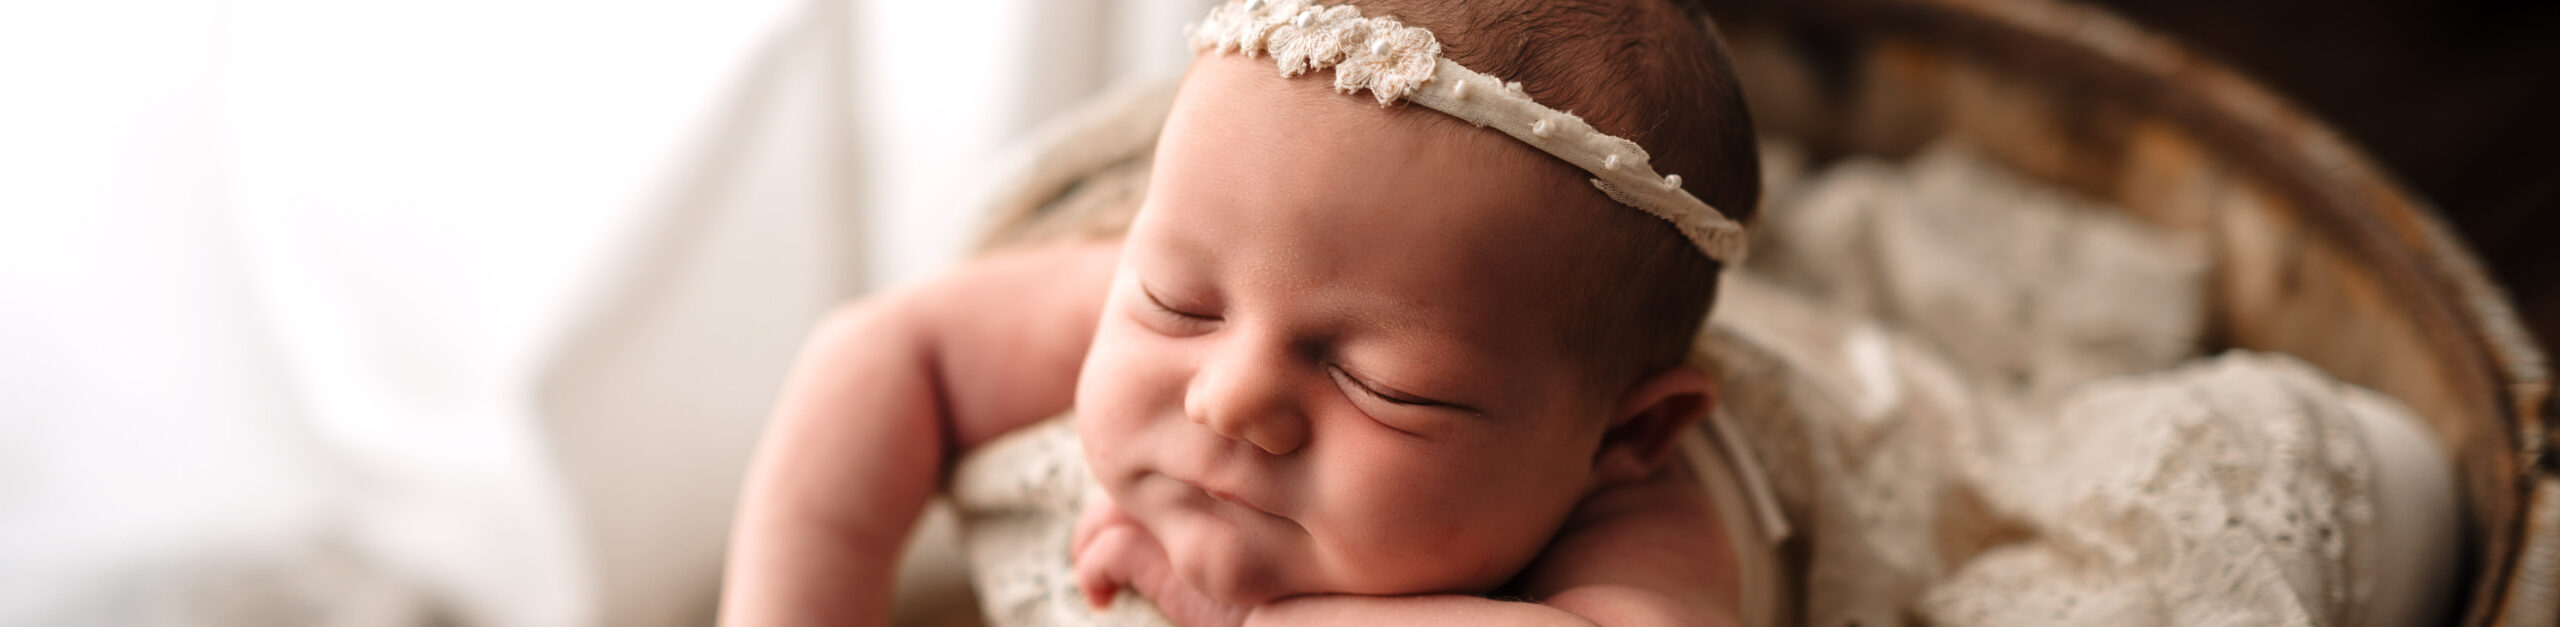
[1590,365,1716,487]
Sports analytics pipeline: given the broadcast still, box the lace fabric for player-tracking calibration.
[1711,140,2457,627]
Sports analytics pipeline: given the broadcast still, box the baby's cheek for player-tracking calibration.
[1300,458,1484,586]
[1304,455,1530,592]
[1074,340,1157,472]
[1307,513,1516,595]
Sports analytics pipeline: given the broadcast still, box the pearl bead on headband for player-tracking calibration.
[1189,0,1750,263]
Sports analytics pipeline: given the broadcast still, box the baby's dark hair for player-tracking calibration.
[1348,0,1762,390]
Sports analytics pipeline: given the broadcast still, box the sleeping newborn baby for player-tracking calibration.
[720,0,1774,624]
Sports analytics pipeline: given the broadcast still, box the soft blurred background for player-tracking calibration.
[0,0,2548,626]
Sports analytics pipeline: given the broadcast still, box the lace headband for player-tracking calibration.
[1188,0,1749,263]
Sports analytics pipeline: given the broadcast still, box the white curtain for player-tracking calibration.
[0,0,1205,625]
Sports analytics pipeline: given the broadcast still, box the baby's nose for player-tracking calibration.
[1184,343,1309,456]
[1194,404,1307,456]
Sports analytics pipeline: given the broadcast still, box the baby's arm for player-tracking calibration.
[719,241,1120,626]
[1076,462,1737,627]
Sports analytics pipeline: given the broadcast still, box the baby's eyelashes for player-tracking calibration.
[1141,283,1216,318]
[1138,283,1221,332]
[1329,364,1477,414]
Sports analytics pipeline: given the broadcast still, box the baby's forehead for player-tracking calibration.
[1161,59,1611,242]
[1147,54,1631,329]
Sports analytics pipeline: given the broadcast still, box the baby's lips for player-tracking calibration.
[1177,476,1279,517]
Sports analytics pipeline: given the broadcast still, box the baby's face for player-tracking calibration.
[1075,54,1626,605]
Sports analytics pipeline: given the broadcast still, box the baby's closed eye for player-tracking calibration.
[1137,282,1221,333]
[1330,364,1462,409]
[1327,364,1484,440]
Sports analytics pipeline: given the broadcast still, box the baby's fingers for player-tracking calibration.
[1071,525,1148,609]
[1071,491,1137,561]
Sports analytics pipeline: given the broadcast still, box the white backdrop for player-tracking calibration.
[0,0,1206,625]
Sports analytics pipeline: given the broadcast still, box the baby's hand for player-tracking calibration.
[1070,493,1253,627]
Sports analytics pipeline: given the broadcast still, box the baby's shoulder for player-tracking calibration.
[1511,468,1740,623]
[1558,467,1723,546]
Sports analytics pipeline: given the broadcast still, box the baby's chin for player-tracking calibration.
[1153,516,1553,614]
[1155,514,1303,607]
